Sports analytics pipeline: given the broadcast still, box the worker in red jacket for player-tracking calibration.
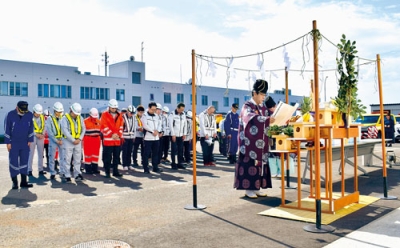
[83,108,102,174]
[100,99,124,178]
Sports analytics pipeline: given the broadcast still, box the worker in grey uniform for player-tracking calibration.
[46,102,65,180]
[60,103,86,182]
[28,103,47,176]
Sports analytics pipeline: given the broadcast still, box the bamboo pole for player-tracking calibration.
[185,49,207,210]
[303,20,335,233]
[376,54,397,200]
[312,20,322,229]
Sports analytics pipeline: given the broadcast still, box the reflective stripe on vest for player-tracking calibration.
[51,116,62,139]
[136,114,142,127]
[65,113,82,139]
[33,114,45,134]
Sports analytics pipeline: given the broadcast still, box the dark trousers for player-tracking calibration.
[218,133,227,156]
[9,143,30,178]
[158,137,164,163]
[44,143,49,165]
[143,140,159,172]
[102,145,121,175]
[183,140,192,163]
[171,137,184,166]
[122,138,134,167]
[200,137,214,164]
[132,137,144,165]
[162,136,171,159]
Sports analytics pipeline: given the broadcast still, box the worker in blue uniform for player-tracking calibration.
[4,101,34,189]
[224,103,240,164]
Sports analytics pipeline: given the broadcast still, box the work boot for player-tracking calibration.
[92,163,100,174]
[112,164,123,177]
[232,155,237,163]
[12,176,18,190]
[84,164,92,174]
[55,160,59,173]
[20,174,33,188]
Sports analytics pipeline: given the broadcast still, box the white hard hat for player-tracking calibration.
[156,103,162,109]
[163,106,169,113]
[43,109,50,116]
[70,103,82,115]
[33,104,43,114]
[89,108,99,118]
[127,105,136,113]
[186,110,193,118]
[108,99,118,108]
[53,102,64,112]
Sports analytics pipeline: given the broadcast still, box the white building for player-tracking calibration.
[370,103,400,115]
[0,57,303,136]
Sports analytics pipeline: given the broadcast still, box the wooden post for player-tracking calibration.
[185,49,207,210]
[376,54,397,200]
[303,20,335,233]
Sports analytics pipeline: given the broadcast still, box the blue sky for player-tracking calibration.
[1,0,399,110]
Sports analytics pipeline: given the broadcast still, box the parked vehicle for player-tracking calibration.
[354,113,397,139]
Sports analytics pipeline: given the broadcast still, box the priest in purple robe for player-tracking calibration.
[234,79,275,199]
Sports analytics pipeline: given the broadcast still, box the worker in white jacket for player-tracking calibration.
[141,102,163,174]
[198,105,217,166]
[168,103,187,170]
[183,110,193,165]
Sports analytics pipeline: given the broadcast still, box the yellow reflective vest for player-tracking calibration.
[33,114,45,134]
[64,113,82,139]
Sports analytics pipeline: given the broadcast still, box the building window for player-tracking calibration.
[177,93,184,103]
[223,97,229,107]
[150,93,154,101]
[234,97,240,104]
[15,82,21,96]
[212,101,218,111]
[132,96,141,107]
[60,85,71,98]
[80,87,110,100]
[132,72,141,84]
[20,83,28,96]
[50,85,60,98]
[244,96,250,101]
[164,92,171,104]
[201,95,208,106]
[81,87,89,99]
[0,81,28,96]
[190,94,197,105]
[9,82,14,95]
[116,89,125,101]
[0,81,8,95]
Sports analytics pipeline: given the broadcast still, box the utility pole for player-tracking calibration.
[141,42,144,62]
[102,51,109,77]
[324,76,328,102]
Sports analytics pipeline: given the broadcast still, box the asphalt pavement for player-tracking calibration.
[0,141,399,248]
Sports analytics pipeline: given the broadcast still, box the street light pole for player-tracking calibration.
[324,76,328,102]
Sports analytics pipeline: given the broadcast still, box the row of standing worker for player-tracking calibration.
[3,98,241,190]
[4,79,285,200]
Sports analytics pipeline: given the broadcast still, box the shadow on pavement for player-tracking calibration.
[1,189,38,208]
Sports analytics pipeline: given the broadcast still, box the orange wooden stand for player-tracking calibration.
[272,124,361,213]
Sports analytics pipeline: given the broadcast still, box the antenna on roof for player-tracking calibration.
[102,51,109,77]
